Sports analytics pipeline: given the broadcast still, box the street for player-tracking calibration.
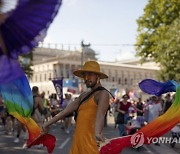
[0,115,180,154]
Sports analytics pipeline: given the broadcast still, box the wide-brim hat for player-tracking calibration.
[73,61,108,79]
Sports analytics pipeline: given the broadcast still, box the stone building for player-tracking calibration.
[29,46,159,100]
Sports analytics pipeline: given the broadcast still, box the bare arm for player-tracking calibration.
[94,91,110,141]
[43,96,80,131]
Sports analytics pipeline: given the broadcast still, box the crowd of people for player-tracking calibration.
[0,85,176,147]
[111,92,174,138]
[0,86,75,148]
[0,60,177,153]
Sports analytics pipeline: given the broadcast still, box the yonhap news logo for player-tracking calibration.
[130,132,144,148]
[130,132,180,148]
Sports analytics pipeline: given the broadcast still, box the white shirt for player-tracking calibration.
[147,103,162,123]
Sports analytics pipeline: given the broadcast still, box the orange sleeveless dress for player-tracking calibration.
[70,96,99,154]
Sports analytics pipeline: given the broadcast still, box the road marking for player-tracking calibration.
[58,137,71,149]
[143,145,155,154]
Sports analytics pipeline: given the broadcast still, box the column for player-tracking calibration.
[68,64,72,78]
[55,64,60,78]
[63,64,66,78]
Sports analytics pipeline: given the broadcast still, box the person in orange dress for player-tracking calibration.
[42,61,110,154]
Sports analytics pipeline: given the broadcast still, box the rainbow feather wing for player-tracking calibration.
[0,71,56,152]
[28,133,56,153]
[0,55,24,84]
[139,79,178,96]
[0,72,41,141]
[0,55,41,142]
[0,0,62,58]
[0,75,33,116]
[100,81,180,154]
[0,1,62,152]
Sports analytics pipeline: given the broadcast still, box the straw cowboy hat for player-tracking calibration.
[73,61,108,79]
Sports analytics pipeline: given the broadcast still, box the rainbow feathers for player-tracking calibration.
[0,0,62,153]
[0,64,56,153]
[100,79,180,154]
[139,79,178,96]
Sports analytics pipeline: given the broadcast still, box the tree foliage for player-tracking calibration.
[19,52,33,78]
[136,0,180,82]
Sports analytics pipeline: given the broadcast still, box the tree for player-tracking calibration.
[136,0,180,82]
[19,52,33,78]
[158,17,180,81]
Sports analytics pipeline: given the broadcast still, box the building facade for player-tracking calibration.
[29,47,159,100]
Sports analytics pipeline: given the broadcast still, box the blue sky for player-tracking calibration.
[44,0,148,62]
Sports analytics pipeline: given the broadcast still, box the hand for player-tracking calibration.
[95,133,105,148]
[95,133,105,142]
[41,124,49,135]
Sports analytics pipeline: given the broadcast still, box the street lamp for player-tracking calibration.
[81,40,91,67]
[79,40,91,92]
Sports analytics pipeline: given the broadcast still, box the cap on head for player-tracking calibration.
[73,61,108,79]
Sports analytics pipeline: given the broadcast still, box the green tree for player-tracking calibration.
[19,52,33,78]
[158,17,180,81]
[136,0,180,82]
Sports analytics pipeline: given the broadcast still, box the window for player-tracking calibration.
[118,78,121,84]
[49,73,51,79]
[40,74,42,82]
[112,77,115,82]
[44,74,46,81]
[131,79,133,85]
[35,75,37,82]
[125,78,127,85]
[67,70,69,78]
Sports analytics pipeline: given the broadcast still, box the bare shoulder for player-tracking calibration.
[94,90,109,104]
[74,92,87,106]
[79,92,88,100]
[98,90,109,97]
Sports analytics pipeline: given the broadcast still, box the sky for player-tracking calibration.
[44,0,148,62]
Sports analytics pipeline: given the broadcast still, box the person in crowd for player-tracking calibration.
[1,94,16,137]
[41,91,51,121]
[146,96,162,123]
[13,121,26,144]
[113,98,120,129]
[136,97,144,117]
[0,94,6,129]
[116,94,131,136]
[146,96,162,146]
[163,93,173,113]
[62,93,73,134]
[49,93,60,117]
[29,86,46,149]
[4,110,15,135]
[42,61,110,154]
[31,86,46,126]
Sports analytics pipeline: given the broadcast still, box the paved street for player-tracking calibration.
[0,115,180,154]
